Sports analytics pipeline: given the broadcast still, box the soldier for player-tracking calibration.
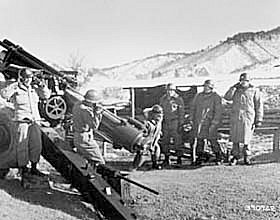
[160,83,185,166]
[133,104,163,170]
[72,89,105,168]
[0,68,51,179]
[189,80,223,165]
[224,73,263,165]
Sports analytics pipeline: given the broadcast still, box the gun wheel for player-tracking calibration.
[45,95,67,120]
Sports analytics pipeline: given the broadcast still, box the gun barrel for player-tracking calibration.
[127,117,147,131]
[0,39,75,85]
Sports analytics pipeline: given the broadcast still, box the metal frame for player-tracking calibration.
[41,128,137,220]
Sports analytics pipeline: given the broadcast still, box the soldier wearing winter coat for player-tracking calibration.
[189,80,223,165]
[224,73,263,165]
[0,68,51,178]
[72,89,105,166]
[160,83,185,166]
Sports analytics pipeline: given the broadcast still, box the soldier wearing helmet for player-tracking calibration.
[189,79,223,165]
[72,89,105,166]
[0,67,51,180]
[159,83,185,166]
[133,104,163,170]
[224,73,263,165]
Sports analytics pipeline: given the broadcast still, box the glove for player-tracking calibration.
[94,105,103,115]
[254,121,262,128]
[233,82,241,89]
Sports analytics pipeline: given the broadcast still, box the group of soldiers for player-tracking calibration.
[133,72,263,169]
[0,68,263,186]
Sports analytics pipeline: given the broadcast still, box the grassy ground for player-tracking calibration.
[129,162,280,220]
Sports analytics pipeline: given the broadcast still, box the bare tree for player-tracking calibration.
[67,51,85,71]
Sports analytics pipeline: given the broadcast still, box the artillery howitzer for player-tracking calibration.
[0,39,78,125]
[0,39,157,219]
[0,39,151,153]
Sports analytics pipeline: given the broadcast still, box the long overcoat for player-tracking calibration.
[189,91,222,139]
[224,84,263,144]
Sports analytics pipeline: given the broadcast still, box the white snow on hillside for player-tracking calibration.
[78,26,280,102]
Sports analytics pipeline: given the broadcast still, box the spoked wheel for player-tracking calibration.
[45,95,67,121]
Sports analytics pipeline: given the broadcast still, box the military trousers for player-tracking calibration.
[73,132,105,164]
[16,122,42,167]
[161,119,183,156]
[231,142,251,159]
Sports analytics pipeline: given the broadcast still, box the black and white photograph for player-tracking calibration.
[0,0,280,219]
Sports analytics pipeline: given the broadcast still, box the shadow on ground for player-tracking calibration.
[0,174,99,220]
[107,158,204,171]
[108,150,280,171]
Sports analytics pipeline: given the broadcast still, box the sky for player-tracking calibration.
[0,0,279,68]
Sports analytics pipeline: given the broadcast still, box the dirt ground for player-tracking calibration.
[0,167,99,220]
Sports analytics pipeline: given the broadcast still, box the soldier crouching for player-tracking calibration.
[72,89,105,169]
[133,105,163,170]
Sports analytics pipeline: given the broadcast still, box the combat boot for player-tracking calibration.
[215,152,223,165]
[229,156,238,166]
[243,145,252,165]
[0,168,9,179]
[31,162,47,177]
[132,152,146,170]
[176,156,182,165]
[151,155,162,170]
[244,155,252,165]
[162,155,171,167]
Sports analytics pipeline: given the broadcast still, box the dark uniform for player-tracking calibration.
[189,80,223,164]
[159,84,185,165]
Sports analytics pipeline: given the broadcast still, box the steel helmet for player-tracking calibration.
[19,68,33,79]
[203,79,214,89]
[239,73,250,81]
[84,89,102,103]
[151,104,163,114]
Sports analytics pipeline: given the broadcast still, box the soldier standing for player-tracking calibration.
[72,89,105,167]
[160,83,185,166]
[189,80,223,165]
[0,68,51,179]
[224,73,263,165]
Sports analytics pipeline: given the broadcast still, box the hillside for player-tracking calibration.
[87,26,280,84]
[101,53,189,80]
